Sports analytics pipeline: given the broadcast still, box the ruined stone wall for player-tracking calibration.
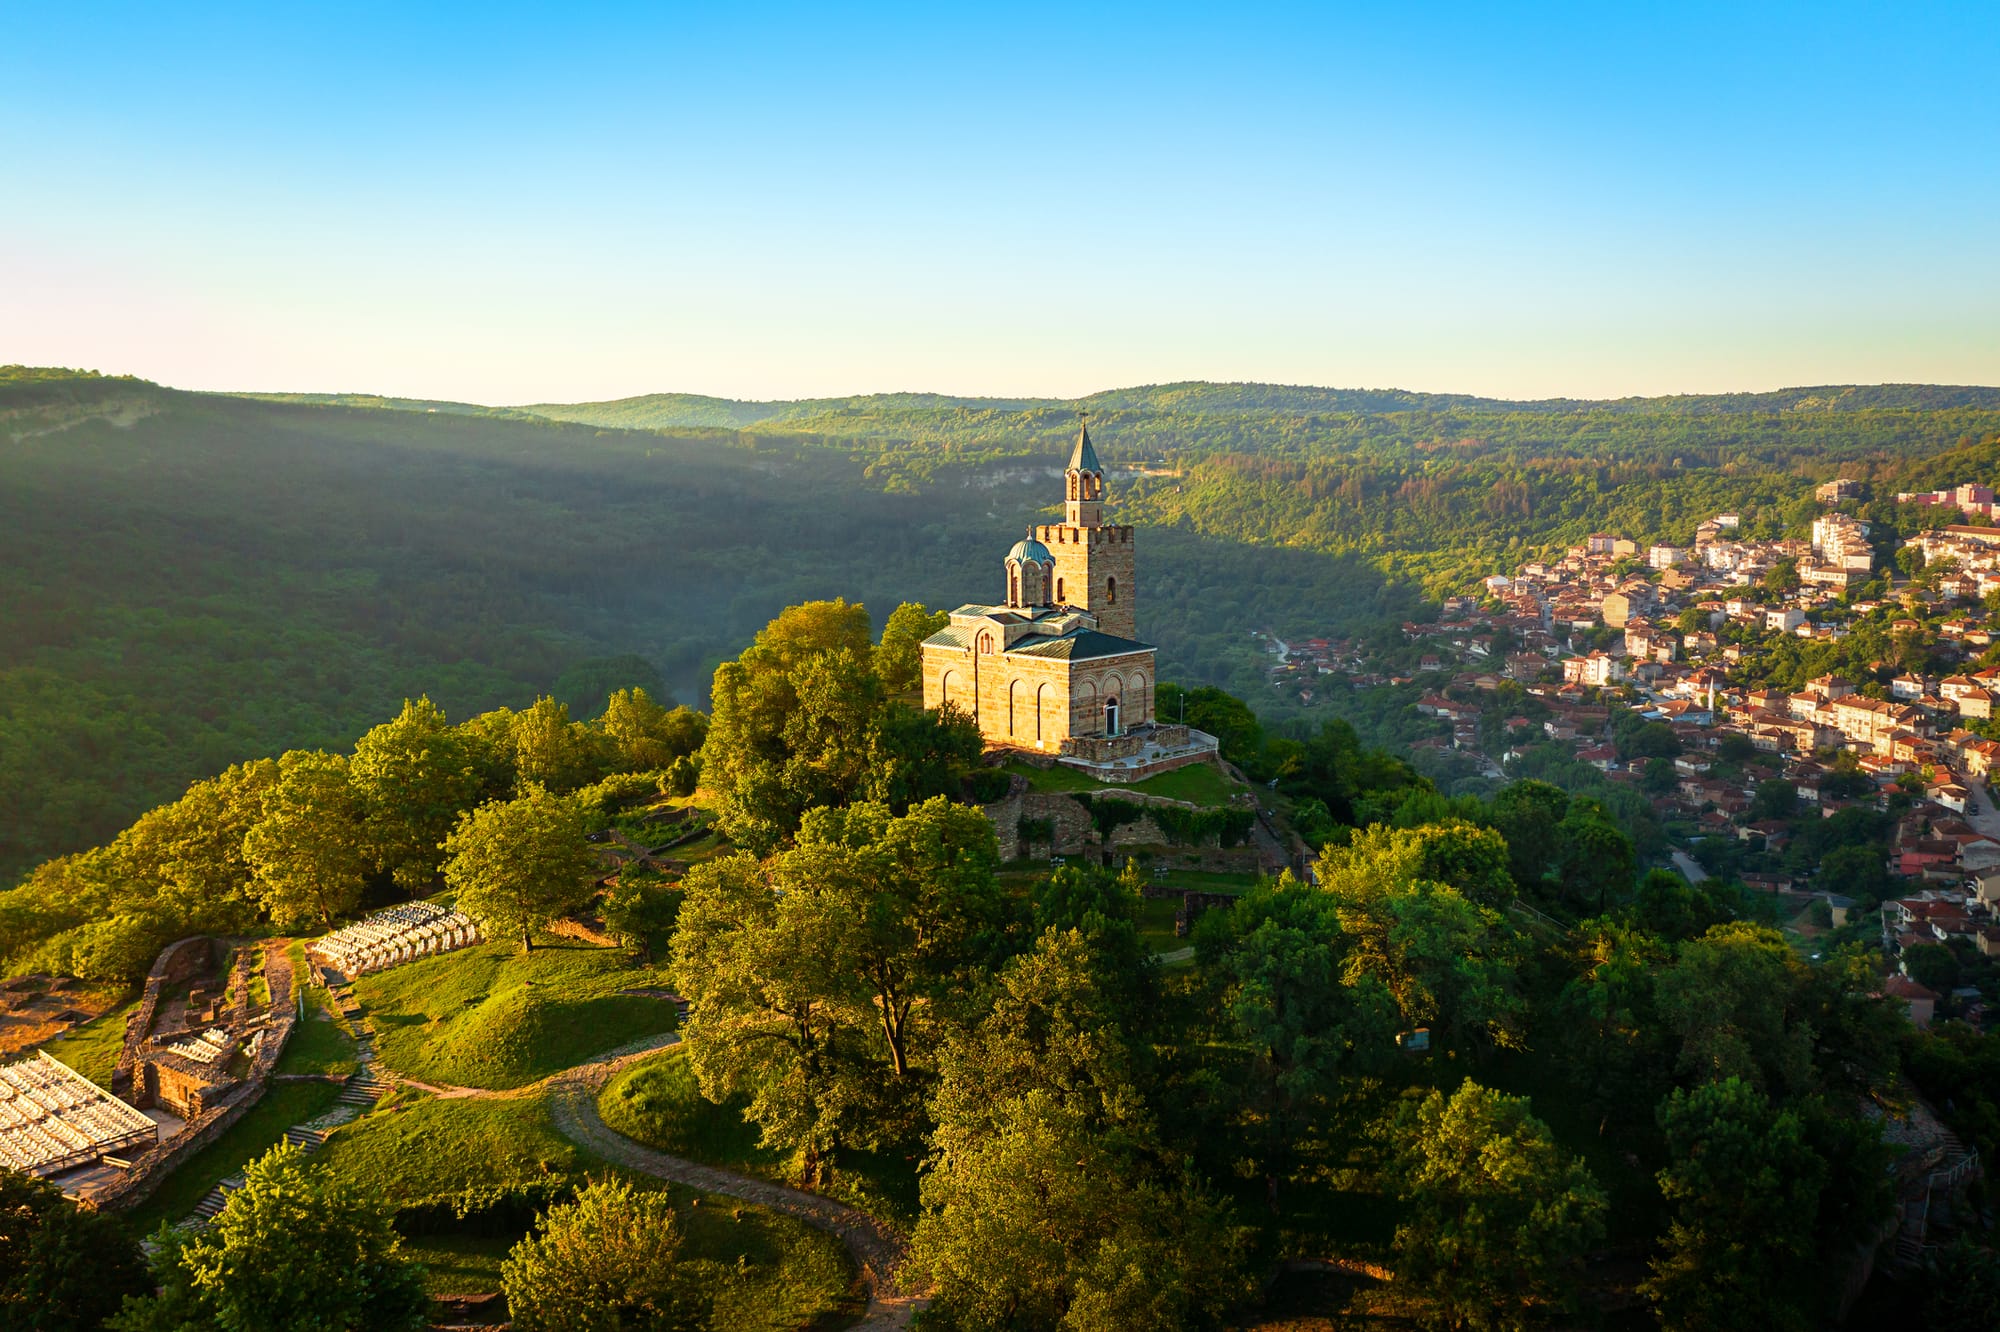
[91,1004,296,1213]
[981,777,1256,867]
[112,937,221,1101]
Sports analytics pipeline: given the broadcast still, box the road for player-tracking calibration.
[1670,849,1709,884]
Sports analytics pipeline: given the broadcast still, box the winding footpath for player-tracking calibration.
[546,1039,927,1330]
[267,981,923,1329]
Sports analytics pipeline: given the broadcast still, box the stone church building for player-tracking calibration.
[921,424,1216,779]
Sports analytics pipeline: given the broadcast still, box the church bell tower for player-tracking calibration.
[1035,419,1137,640]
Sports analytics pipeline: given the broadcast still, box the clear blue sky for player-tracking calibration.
[3,2,1996,403]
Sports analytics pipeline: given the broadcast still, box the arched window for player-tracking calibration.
[1106,576,1118,604]
[1009,572,1019,604]
[1055,577,1065,602]
[1105,696,1120,737]
[978,632,994,654]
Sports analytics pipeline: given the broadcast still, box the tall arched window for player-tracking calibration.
[1055,577,1065,602]
[1106,576,1118,604]
[978,632,994,654]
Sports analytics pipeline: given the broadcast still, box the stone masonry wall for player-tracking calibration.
[112,936,220,1101]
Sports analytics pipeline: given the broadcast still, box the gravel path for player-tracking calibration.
[547,1047,926,1330]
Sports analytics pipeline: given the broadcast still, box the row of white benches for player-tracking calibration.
[0,1053,156,1175]
[309,904,483,977]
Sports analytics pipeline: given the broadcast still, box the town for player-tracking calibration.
[1269,477,2000,1032]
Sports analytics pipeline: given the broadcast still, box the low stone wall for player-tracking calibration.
[113,936,220,1102]
[90,1003,298,1213]
[986,777,1259,868]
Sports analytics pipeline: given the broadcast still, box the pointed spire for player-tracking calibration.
[1068,413,1101,475]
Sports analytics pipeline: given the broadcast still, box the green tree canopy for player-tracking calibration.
[877,600,948,694]
[349,696,487,891]
[1390,1080,1607,1331]
[243,750,370,929]
[501,1179,692,1332]
[443,785,602,952]
[0,1169,151,1332]
[112,1141,427,1332]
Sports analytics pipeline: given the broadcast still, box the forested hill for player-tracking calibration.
[509,381,2000,432]
[11,365,2000,884]
[0,371,1391,882]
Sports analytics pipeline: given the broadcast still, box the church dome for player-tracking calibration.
[1006,536,1054,566]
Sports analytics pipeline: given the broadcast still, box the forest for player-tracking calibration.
[11,366,2000,888]
[5,593,1995,1331]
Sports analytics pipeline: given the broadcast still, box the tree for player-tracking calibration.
[667,852,864,1182]
[1390,1081,1607,1331]
[115,758,276,934]
[1628,869,1726,943]
[1486,780,1568,888]
[1316,829,1525,1050]
[1748,778,1799,822]
[912,931,1249,1329]
[349,696,485,891]
[1903,941,1960,992]
[1818,844,1893,905]
[1921,1240,2000,1332]
[876,600,947,694]
[1641,1080,1826,1332]
[1554,920,1672,1121]
[1215,885,1396,1203]
[788,798,1005,1082]
[702,600,877,853]
[243,750,370,929]
[1715,731,1757,763]
[1554,801,1636,914]
[501,1180,693,1332]
[600,688,706,772]
[0,1168,151,1332]
[443,786,602,952]
[1654,923,1813,1097]
[862,700,983,813]
[112,1141,427,1332]
[1640,755,1678,793]
[510,696,605,794]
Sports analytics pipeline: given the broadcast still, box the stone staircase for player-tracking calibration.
[177,977,387,1230]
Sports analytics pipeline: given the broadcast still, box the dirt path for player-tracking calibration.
[546,1049,926,1331]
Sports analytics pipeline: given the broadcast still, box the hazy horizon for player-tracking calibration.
[8,3,1999,404]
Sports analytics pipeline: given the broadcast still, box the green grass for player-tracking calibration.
[322,1088,859,1327]
[315,1093,592,1206]
[42,998,137,1087]
[399,1231,517,1296]
[276,940,359,1077]
[599,1047,923,1232]
[355,939,677,1090]
[122,1079,345,1234]
[1003,758,1246,806]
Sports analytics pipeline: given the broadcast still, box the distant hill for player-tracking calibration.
[509,380,2000,434]
[11,363,2000,884]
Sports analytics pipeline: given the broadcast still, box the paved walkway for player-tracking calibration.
[546,1044,926,1330]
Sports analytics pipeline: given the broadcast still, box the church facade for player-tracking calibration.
[922,425,1213,777]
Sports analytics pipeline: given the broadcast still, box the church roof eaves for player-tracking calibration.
[1007,628,1154,661]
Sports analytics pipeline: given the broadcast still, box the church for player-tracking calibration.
[920,423,1216,779]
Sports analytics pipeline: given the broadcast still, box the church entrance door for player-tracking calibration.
[1105,697,1119,737]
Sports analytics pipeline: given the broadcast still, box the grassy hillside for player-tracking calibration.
[356,939,676,1090]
